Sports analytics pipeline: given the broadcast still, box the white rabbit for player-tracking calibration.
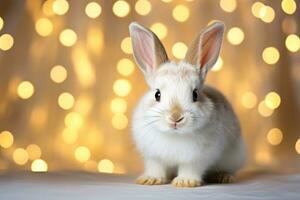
[129,21,246,187]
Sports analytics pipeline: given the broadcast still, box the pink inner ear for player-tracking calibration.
[199,28,221,68]
[134,29,155,72]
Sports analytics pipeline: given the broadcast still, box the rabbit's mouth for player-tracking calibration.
[165,114,186,130]
[168,120,185,130]
[156,112,205,135]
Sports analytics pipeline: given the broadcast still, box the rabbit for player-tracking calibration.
[129,21,246,187]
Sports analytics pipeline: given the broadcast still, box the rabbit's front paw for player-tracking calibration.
[171,177,202,187]
[136,175,168,185]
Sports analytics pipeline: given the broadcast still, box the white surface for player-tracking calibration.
[0,171,299,200]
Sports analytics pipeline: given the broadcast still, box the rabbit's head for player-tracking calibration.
[129,22,224,134]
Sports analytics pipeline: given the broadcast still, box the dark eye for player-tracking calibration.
[155,89,161,102]
[193,89,198,102]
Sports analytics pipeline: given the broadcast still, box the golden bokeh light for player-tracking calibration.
[241,91,257,109]
[281,0,297,15]
[161,0,172,2]
[265,92,281,110]
[121,37,132,54]
[150,22,168,40]
[258,101,274,117]
[259,6,275,23]
[31,159,48,172]
[17,81,34,99]
[87,28,104,55]
[59,29,77,47]
[211,57,223,72]
[0,33,14,51]
[35,18,53,37]
[13,148,29,165]
[98,159,114,173]
[267,128,283,146]
[264,7,275,23]
[172,5,190,22]
[113,0,130,18]
[227,27,244,45]
[0,17,3,31]
[172,42,188,59]
[251,2,264,18]
[71,45,96,88]
[113,79,132,97]
[0,131,14,149]
[42,0,55,16]
[50,65,67,83]
[285,34,300,52]
[62,128,79,144]
[85,2,102,18]
[110,98,127,114]
[295,139,300,154]
[26,144,42,160]
[52,0,69,15]
[262,47,280,65]
[219,0,237,13]
[258,5,268,18]
[65,112,83,130]
[116,58,135,76]
[135,0,151,16]
[74,146,91,163]
[58,92,75,110]
[112,113,128,130]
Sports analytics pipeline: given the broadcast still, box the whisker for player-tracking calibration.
[143,115,161,118]
[149,108,165,114]
[135,119,160,139]
[136,119,159,130]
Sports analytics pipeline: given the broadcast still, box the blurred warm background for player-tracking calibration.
[0,0,299,175]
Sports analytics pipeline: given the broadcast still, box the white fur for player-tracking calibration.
[132,62,246,182]
[129,22,246,184]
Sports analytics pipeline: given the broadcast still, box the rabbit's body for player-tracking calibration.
[129,22,246,187]
[132,62,245,185]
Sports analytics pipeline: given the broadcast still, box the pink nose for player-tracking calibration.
[168,112,184,124]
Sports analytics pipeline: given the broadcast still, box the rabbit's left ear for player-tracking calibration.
[129,22,168,77]
[185,22,224,80]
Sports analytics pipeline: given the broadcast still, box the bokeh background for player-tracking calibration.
[0,0,299,174]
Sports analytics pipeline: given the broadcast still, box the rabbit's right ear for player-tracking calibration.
[129,22,168,76]
[185,22,224,81]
